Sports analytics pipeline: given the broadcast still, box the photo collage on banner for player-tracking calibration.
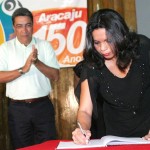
[0,0,87,67]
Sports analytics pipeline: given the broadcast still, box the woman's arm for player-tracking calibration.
[72,79,93,144]
[78,79,93,129]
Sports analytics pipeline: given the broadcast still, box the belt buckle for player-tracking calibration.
[25,100,32,103]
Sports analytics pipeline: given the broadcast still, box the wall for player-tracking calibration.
[136,0,150,38]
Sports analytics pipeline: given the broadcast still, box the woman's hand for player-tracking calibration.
[72,128,91,145]
[143,130,150,140]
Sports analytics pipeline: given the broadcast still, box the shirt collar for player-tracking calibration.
[15,37,36,48]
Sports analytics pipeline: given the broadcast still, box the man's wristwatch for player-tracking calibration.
[18,68,24,75]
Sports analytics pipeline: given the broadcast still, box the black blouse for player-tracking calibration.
[74,35,150,138]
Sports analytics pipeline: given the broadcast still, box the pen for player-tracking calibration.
[77,121,86,136]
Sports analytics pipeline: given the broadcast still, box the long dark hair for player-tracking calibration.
[83,8,139,71]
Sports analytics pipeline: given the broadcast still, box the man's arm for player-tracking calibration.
[0,57,59,83]
[0,47,35,83]
[0,44,59,83]
[34,59,59,81]
[32,44,59,81]
[0,70,22,83]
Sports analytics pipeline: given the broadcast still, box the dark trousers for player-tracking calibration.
[8,96,56,149]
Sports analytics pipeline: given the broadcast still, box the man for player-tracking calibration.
[0,8,59,149]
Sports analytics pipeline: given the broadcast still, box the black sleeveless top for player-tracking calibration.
[74,35,150,138]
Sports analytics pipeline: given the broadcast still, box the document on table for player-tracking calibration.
[56,135,150,149]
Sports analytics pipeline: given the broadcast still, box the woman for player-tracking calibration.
[72,8,150,144]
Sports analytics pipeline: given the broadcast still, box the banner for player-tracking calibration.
[0,0,87,67]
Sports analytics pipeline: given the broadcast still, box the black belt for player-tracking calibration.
[10,96,48,103]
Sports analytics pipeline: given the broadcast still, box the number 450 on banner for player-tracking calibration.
[33,8,87,67]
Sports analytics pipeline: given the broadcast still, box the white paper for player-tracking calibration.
[56,135,150,149]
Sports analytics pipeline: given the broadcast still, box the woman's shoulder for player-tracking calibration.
[137,34,150,55]
[138,34,150,47]
[137,34,150,64]
[74,60,94,74]
[73,60,98,78]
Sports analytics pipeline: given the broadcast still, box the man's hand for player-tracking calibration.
[32,45,38,64]
[22,44,38,73]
